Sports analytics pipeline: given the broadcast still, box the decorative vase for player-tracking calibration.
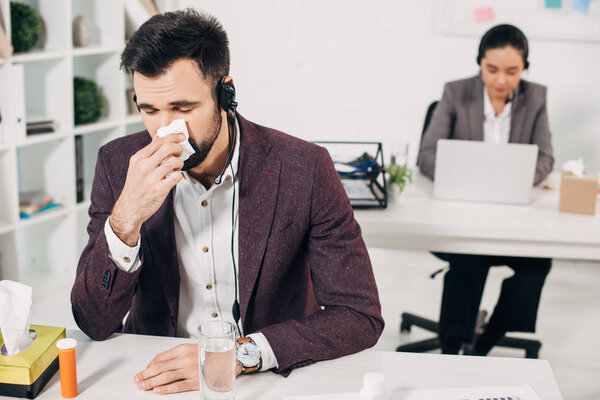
[72,15,91,47]
[388,182,402,203]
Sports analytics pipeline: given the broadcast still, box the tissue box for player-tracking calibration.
[0,325,66,399]
[559,171,598,215]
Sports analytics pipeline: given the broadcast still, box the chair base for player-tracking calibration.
[397,312,542,359]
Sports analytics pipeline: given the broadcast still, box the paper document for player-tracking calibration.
[284,384,541,400]
[341,180,376,200]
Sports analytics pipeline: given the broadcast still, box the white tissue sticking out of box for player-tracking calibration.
[562,158,585,178]
[156,119,195,162]
[0,280,34,355]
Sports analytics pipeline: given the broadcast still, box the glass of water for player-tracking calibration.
[197,320,237,400]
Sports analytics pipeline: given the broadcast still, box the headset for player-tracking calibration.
[476,24,529,70]
[133,76,242,336]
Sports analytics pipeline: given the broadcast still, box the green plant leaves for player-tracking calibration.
[10,2,41,53]
[74,77,104,125]
[385,163,412,194]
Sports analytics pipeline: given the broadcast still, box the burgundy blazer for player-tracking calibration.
[71,114,384,374]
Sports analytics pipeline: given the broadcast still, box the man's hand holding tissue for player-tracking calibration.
[110,133,186,246]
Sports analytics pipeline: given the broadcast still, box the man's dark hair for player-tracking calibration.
[121,9,230,95]
[477,24,529,69]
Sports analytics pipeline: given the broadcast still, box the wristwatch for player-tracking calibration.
[236,337,262,374]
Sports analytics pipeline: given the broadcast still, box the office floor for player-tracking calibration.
[369,248,600,400]
[30,248,600,399]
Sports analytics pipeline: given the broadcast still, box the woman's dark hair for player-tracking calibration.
[121,9,230,95]
[477,24,529,69]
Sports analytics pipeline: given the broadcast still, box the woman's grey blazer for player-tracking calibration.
[417,75,554,185]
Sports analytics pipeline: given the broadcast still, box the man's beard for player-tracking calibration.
[181,108,222,171]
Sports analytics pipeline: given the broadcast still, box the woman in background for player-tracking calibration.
[417,24,553,355]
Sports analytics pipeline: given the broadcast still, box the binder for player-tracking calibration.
[9,64,26,142]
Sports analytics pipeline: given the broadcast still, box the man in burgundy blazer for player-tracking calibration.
[71,110,384,373]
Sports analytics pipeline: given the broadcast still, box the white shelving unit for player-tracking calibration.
[0,0,146,290]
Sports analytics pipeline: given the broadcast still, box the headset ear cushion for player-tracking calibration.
[132,93,140,112]
[218,80,236,111]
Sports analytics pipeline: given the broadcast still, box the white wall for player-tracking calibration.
[175,0,600,170]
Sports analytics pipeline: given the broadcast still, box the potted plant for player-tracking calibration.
[385,155,412,201]
[10,1,41,53]
[73,77,104,125]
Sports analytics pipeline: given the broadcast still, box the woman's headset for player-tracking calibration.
[476,24,529,70]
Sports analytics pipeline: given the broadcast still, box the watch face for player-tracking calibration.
[236,342,260,367]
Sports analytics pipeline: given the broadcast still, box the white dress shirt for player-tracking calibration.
[483,87,512,144]
[104,118,278,371]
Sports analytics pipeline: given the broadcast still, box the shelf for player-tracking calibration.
[16,132,69,148]
[17,139,75,212]
[74,119,120,135]
[0,221,14,236]
[0,230,19,281]
[11,50,68,63]
[22,58,72,139]
[71,0,125,50]
[73,52,123,123]
[75,127,121,203]
[75,204,91,257]
[0,0,127,293]
[75,201,91,212]
[0,148,18,225]
[18,205,69,229]
[72,46,123,57]
[125,113,142,125]
[18,211,77,275]
[125,115,146,135]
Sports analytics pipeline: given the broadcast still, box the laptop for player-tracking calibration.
[433,139,538,205]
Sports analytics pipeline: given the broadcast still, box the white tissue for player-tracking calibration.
[156,119,195,162]
[0,280,33,355]
[562,158,585,178]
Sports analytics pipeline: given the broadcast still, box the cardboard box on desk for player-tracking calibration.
[0,325,66,399]
[559,171,598,215]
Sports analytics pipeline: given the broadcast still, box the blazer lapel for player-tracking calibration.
[237,116,281,327]
[142,189,180,322]
[467,77,484,141]
[509,82,526,143]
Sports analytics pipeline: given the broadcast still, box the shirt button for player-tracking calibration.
[225,176,232,182]
[206,284,213,290]
[201,200,208,207]
[202,246,209,253]
[123,257,131,263]
[211,312,218,318]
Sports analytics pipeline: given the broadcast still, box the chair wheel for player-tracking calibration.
[400,321,412,333]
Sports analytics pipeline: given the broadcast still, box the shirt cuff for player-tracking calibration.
[104,217,142,273]
[247,332,279,372]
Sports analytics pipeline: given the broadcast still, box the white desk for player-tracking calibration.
[0,329,562,399]
[355,172,600,260]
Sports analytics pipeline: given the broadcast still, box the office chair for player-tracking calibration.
[396,101,542,359]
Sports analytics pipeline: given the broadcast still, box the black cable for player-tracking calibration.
[224,110,242,337]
